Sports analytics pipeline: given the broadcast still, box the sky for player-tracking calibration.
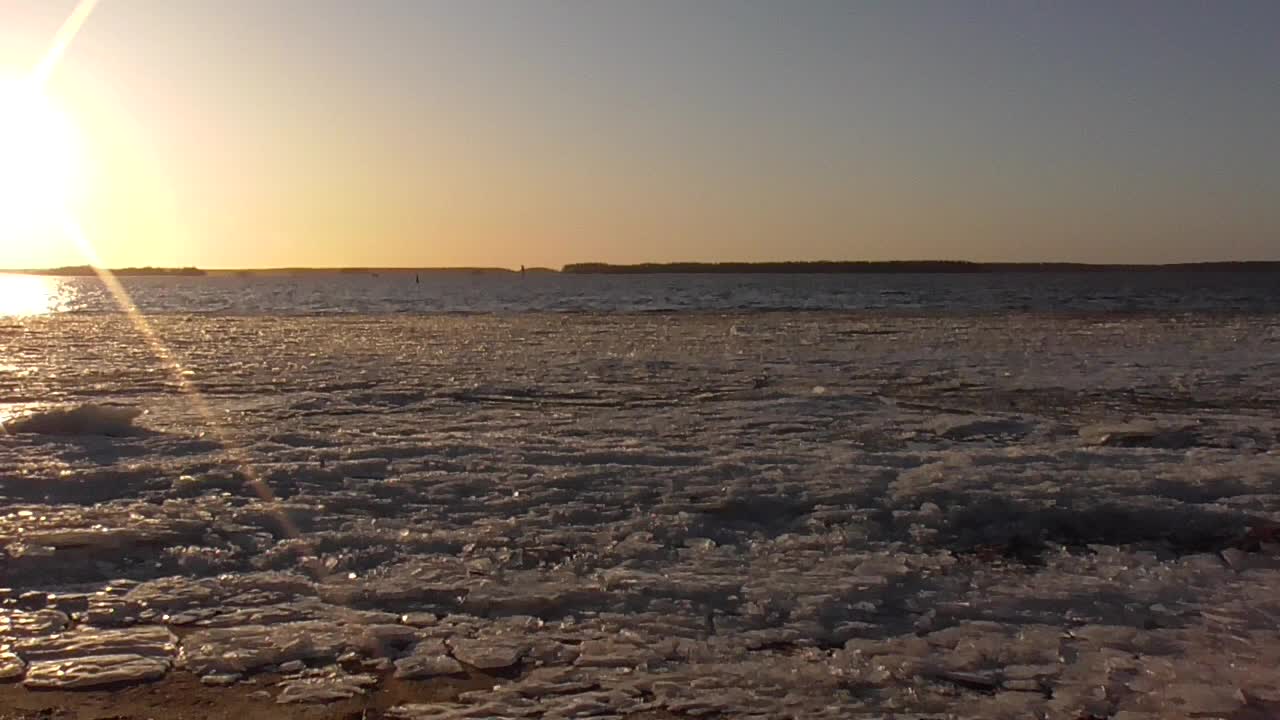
[0,0,1278,269]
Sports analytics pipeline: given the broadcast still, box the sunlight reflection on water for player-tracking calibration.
[0,274,73,315]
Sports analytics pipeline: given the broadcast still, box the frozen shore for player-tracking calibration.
[1,312,1279,719]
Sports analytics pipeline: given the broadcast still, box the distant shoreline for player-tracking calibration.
[6,261,1280,277]
[561,261,1280,274]
[8,265,543,278]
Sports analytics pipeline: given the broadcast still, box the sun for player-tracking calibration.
[0,77,84,237]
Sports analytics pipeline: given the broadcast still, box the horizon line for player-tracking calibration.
[5,259,1280,276]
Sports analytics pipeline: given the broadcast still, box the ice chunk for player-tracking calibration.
[384,704,467,719]
[510,668,597,699]
[24,654,169,689]
[448,637,528,670]
[400,612,439,628]
[574,639,656,668]
[349,623,420,656]
[0,652,25,680]
[13,626,177,663]
[0,609,69,638]
[276,673,377,704]
[179,622,347,675]
[928,415,1031,441]
[1078,421,1196,448]
[1,404,143,436]
[394,653,464,679]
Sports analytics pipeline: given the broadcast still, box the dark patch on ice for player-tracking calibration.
[0,466,184,504]
[927,670,1000,695]
[927,415,1035,442]
[1148,476,1253,504]
[932,497,1257,563]
[449,387,678,408]
[1079,421,1200,448]
[268,432,338,448]
[698,496,815,533]
[521,450,703,467]
[832,328,902,336]
[347,389,430,407]
[1233,691,1280,720]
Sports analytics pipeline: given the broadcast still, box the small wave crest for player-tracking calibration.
[1,404,144,436]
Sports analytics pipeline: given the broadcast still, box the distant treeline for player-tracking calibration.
[234,267,538,276]
[563,261,1280,274]
[329,267,518,275]
[18,266,535,277]
[27,265,207,277]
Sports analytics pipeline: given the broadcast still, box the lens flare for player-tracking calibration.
[29,1,307,546]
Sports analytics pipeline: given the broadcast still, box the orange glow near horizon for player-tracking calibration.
[2,2,1279,270]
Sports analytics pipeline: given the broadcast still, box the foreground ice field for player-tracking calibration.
[1,312,1279,719]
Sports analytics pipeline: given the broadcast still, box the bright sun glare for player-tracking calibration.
[0,77,83,235]
[0,274,59,316]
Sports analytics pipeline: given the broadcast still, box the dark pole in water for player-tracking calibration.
[415,273,420,284]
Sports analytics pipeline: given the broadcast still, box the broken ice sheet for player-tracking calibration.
[0,314,1277,717]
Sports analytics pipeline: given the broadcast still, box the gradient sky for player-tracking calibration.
[1,0,1278,268]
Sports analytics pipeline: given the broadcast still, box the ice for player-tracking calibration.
[200,672,241,686]
[275,672,378,703]
[10,628,175,688]
[574,639,657,669]
[1,403,143,436]
[448,637,529,670]
[400,611,439,627]
[0,652,25,680]
[927,415,1033,441]
[394,651,464,679]
[0,609,69,637]
[383,706,465,719]
[0,313,1279,714]
[12,626,177,662]
[1078,421,1199,448]
[175,618,414,675]
[23,653,170,689]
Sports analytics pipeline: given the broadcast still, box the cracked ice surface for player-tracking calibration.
[2,313,1280,718]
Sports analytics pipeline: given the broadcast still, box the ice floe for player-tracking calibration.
[0,313,1278,717]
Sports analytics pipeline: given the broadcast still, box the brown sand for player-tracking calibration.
[0,671,494,720]
[0,671,679,720]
